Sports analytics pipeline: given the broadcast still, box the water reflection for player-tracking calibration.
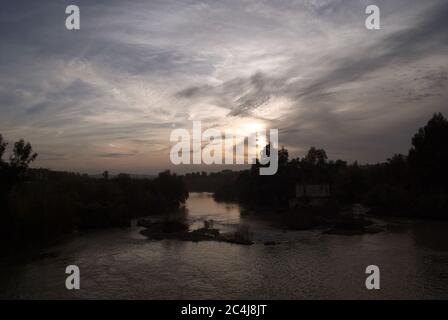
[186,192,241,230]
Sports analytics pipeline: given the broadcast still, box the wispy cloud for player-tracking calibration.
[1,0,447,172]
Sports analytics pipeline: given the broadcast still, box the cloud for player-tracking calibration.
[1,0,448,172]
[96,152,138,158]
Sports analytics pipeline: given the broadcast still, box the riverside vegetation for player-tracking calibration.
[0,136,188,255]
[193,113,448,234]
[163,113,448,242]
[1,113,447,251]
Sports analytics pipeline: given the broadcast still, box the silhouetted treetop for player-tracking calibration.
[9,139,37,170]
[0,134,7,165]
[408,112,448,188]
[302,147,328,167]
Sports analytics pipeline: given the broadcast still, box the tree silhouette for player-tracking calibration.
[9,139,37,170]
[1,135,38,241]
[408,113,448,189]
[0,134,7,166]
[302,147,328,167]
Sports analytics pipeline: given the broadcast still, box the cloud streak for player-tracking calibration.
[1,0,447,172]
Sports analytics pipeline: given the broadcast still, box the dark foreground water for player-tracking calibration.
[1,193,448,299]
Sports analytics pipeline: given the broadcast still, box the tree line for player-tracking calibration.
[0,136,188,253]
[214,113,448,219]
[1,112,446,253]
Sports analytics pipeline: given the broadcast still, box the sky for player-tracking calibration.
[1,0,447,174]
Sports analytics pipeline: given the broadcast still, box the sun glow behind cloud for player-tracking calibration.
[1,0,448,173]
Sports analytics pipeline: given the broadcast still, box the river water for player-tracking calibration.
[1,192,448,299]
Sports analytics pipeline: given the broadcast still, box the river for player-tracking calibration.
[1,192,448,299]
